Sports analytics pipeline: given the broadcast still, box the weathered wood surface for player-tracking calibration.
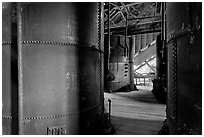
[104,86,166,135]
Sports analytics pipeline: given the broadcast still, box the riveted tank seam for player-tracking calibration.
[2,103,103,120]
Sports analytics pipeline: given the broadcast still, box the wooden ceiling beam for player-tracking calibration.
[124,2,140,7]
[121,2,129,14]
[145,61,156,72]
[134,43,156,66]
[105,20,161,35]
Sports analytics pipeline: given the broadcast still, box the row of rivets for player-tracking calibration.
[2,41,79,46]
[2,41,12,45]
[2,115,16,119]
[22,41,78,46]
[97,2,104,105]
[24,113,73,120]
[3,113,73,120]
[172,41,177,121]
[2,41,101,50]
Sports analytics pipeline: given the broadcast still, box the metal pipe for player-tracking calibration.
[107,2,110,69]
[125,13,129,57]
[17,2,23,135]
[129,36,135,91]
[161,2,165,42]
[101,2,105,51]
[105,2,112,93]
[108,99,112,123]
[161,2,166,58]
[101,2,105,113]
[117,42,119,71]
[117,37,126,56]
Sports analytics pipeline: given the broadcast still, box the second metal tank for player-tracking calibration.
[166,2,202,134]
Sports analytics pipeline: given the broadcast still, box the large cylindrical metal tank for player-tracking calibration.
[166,2,202,134]
[108,35,131,92]
[2,2,104,135]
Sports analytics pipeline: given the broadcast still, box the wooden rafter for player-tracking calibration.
[104,20,161,35]
[110,2,118,8]
[145,61,156,72]
[124,2,139,7]
[104,2,159,31]
[110,10,120,21]
[111,20,118,27]
[135,55,156,71]
[121,2,128,14]
[120,11,126,21]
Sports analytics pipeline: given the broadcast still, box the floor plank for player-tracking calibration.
[104,86,166,135]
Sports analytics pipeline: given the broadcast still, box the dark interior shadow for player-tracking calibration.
[76,3,102,134]
[10,2,19,134]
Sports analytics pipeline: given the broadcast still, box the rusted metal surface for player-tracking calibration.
[166,2,202,135]
[20,3,99,47]
[2,2,104,135]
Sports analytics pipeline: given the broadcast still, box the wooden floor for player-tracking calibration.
[104,86,166,135]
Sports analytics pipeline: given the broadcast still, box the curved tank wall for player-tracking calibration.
[166,2,202,134]
[108,35,130,91]
[2,2,104,135]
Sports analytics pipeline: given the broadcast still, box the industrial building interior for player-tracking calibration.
[2,2,202,135]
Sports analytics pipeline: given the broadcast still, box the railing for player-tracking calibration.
[134,74,155,86]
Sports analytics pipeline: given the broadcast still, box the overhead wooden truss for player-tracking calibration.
[104,2,161,30]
